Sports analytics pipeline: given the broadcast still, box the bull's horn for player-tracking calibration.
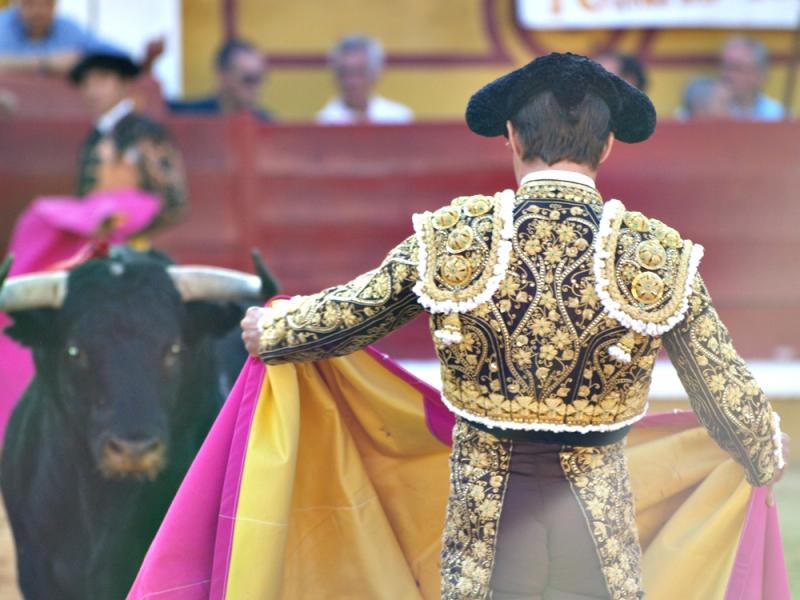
[0,255,12,289]
[167,266,262,302]
[0,271,68,312]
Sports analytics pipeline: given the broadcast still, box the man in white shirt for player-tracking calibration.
[316,34,413,125]
[719,35,786,121]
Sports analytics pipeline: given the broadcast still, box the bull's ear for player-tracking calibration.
[4,309,59,348]
[183,301,244,343]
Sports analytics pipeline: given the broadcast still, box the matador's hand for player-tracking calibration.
[241,306,263,357]
[767,432,790,505]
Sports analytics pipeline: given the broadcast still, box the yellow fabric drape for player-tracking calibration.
[225,352,750,599]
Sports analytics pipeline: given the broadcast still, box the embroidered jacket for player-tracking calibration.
[258,174,783,486]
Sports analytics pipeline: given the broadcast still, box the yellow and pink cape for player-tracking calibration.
[128,345,789,599]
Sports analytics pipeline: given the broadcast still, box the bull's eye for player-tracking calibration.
[170,344,182,355]
[67,345,81,359]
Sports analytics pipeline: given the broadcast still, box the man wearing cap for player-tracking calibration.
[70,47,187,235]
[241,53,787,599]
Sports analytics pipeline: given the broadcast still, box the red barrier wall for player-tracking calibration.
[1,116,798,359]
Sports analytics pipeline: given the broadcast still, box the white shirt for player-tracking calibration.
[96,98,135,135]
[316,95,414,125]
[520,169,596,189]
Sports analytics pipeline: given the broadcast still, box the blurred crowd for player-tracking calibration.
[0,0,792,241]
[0,0,791,125]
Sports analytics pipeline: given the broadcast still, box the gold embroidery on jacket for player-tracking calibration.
[435,183,662,429]
[416,194,506,303]
[440,420,511,600]
[258,236,421,363]
[560,442,643,599]
[662,276,779,486]
[599,202,698,326]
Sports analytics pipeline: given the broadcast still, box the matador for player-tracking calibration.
[241,52,787,599]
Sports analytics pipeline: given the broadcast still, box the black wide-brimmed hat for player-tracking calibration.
[466,52,656,144]
[69,44,141,84]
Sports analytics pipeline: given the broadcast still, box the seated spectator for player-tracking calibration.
[317,34,413,125]
[677,77,734,120]
[0,0,97,75]
[595,51,648,91]
[719,35,785,121]
[70,45,187,235]
[168,39,273,122]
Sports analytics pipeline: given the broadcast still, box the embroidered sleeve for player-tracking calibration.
[258,236,422,364]
[662,275,783,486]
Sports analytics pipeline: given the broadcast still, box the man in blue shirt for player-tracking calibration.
[720,35,786,121]
[0,0,97,74]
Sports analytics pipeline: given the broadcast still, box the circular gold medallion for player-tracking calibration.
[464,196,492,217]
[446,225,474,253]
[623,211,650,232]
[636,240,667,270]
[649,219,667,241]
[631,272,665,304]
[662,228,683,249]
[440,255,472,287]
[432,206,460,230]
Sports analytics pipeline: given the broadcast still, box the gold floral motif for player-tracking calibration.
[623,210,650,233]
[464,195,493,217]
[258,235,422,363]
[663,228,683,249]
[560,442,643,599]
[440,255,473,287]
[631,271,664,304]
[517,180,603,208]
[662,276,780,486]
[635,239,666,270]
[433,206,461,230]
[436,188,660,429]
[418,193,508,301]
[446,226,475,254]
[441,420,511,600]
[601,203,697,325]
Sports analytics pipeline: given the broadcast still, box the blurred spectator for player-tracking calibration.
[596,51,648,91]
[70,46,187,235]
[168,39,273,122]
[0,0,97,75]
[677,77,734,120]
[317,34,413,125]
[0,88,17,118]
[719,36,785,121]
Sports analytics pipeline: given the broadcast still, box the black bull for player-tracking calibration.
[0,250,276,599]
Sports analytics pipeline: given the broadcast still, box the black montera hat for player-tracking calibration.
[68,44,141,84]
[466,52,656,144]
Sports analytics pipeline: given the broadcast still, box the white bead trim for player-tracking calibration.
[433,329,463,345]
[412,189,516,315]
[608,345,632,363]
[772,411,786,470]
[440,392,647,434]
[593,199,705,336]
[257,294,306,330]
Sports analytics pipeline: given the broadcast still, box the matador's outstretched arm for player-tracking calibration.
[255,236,422,364]
[662,275,785,487]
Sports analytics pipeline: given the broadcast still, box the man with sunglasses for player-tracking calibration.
[169,39,273,122]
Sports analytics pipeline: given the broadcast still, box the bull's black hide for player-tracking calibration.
[1,251,250,599]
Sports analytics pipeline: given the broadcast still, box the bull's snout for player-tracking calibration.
[100,436,166,481]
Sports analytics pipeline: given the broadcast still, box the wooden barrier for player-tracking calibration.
[1,116,798,359]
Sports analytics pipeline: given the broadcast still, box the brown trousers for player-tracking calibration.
[489,440,609,599]
[440,420,643,600]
